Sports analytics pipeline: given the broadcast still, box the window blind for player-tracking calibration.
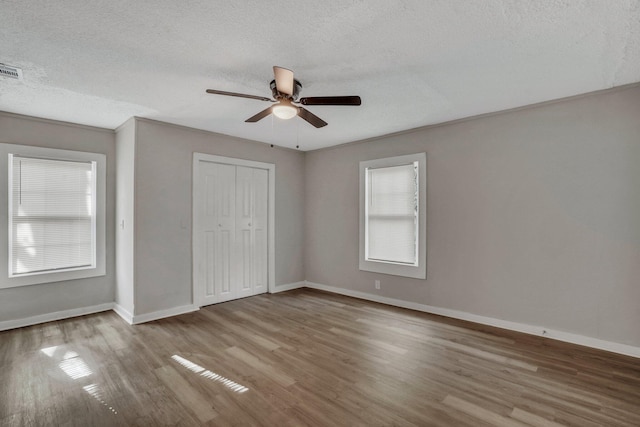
[10,156,96,275]
[366,162,418,265]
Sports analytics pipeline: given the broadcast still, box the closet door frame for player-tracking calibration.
[192,153,275,307]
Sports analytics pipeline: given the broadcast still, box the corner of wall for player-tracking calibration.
[115,117,136,315]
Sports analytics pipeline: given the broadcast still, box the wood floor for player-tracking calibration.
[1,289,639,426]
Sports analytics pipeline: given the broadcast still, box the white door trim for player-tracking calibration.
[192,153,275,307]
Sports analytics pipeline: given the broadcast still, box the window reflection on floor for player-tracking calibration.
[83,384,118,415]
[171,354,249,393]
[40,345,118,415]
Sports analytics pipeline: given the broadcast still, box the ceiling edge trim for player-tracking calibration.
[132,117,303,154]
[307,81,640,154]
[0,110,114,134]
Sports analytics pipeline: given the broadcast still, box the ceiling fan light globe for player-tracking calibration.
[272,105,298,120]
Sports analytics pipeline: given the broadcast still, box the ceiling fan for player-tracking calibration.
[206,66,361,128]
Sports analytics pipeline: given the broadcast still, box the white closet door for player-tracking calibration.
[236,166,269,298]
[196,161,268,306]
[197,162,236,306]
[236,166,254,299]
[252,168,268,295]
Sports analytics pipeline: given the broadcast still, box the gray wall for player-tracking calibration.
[133,119,305,315]
[305,84,640,347]
[2,84,638,351]
[0,112,116,322]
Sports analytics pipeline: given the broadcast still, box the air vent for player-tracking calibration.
[0,63,23,80]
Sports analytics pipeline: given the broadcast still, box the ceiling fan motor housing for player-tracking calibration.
[270,79,302,100]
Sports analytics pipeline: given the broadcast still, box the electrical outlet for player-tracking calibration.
[375,280,380,290]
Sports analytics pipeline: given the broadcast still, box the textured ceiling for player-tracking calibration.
[1,1,639,150]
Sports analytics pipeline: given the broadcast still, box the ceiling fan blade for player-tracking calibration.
[245,107,273,123]
[206,89,273,102]
[298,107,328,128]
[299,96,361,106]
[273,66,294,96]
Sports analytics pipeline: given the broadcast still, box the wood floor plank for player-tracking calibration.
[442,395,530,427]
[510,407,568,427]
[154,364,219,423]
[328,326,410,355]
[1,288,639,426]
[225,346,296,388]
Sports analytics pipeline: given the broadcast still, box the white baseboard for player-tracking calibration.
[4,283,637,359]
[0,302,115,332]
[270,281,306,294]
[113,303,134,324]
[131,304,199,324]
[304,281,640,359]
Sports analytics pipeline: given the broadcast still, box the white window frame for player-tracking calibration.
[359,153,426,279]
[0,143,106,288]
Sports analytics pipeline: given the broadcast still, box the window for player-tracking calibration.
[0,144,105,288]
[359,153,426,279]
